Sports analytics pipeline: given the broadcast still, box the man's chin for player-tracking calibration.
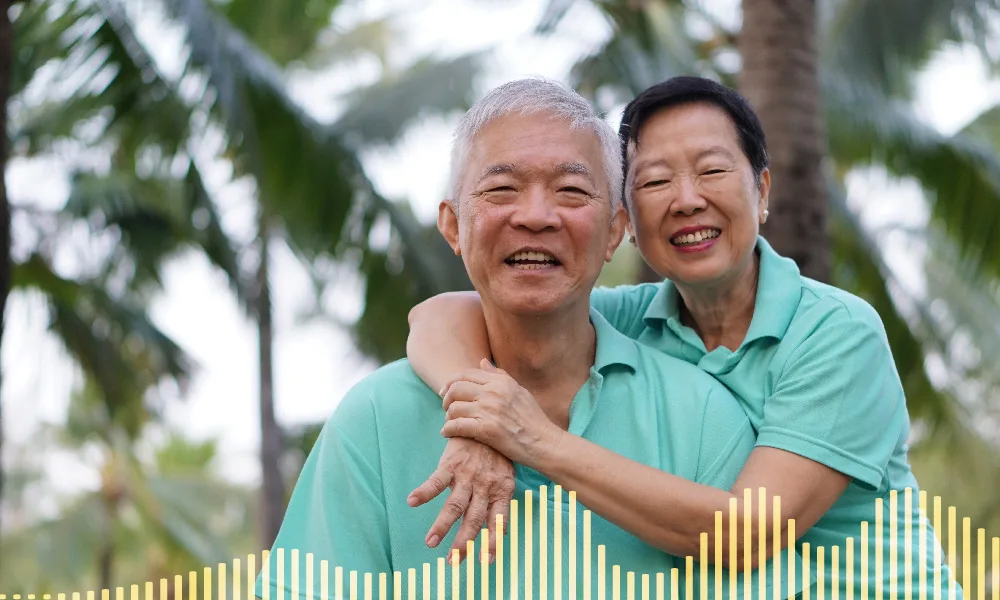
[493,294,569,317]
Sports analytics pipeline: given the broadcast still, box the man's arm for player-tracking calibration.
[255,385,392,600]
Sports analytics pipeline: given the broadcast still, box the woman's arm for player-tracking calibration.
[406,291,514,561]
[406,291,489,393]
[440,363,852,570]
[535,437,850,568]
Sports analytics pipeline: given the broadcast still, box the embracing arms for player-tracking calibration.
[405,292,901,567]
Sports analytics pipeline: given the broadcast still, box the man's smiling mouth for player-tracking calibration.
[504,251,561,270]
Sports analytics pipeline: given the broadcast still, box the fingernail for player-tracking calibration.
[407,494,417,507]
[488,553,495,564]
[427,535,440,548]
[439,386,446,397]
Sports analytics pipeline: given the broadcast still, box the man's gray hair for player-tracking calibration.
[447,77,623,210]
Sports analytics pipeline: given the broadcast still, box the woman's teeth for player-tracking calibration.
[671,229,720,246]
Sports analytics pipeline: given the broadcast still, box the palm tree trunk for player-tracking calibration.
[256,218,284,549]
[0,0,13,573]
[738,0,830,283]
[98,504,114,590]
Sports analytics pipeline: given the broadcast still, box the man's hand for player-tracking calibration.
[407,437,515,563]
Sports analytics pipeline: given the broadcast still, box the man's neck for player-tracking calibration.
[677,251,760,352]
[483,301,596,429]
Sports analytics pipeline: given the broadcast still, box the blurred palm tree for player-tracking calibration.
[0,392,253,592]
[534,0,1000,447]
[6,0,476,551]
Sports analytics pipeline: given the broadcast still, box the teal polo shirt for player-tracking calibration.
[591,236,961,598]
[255,308,806,600]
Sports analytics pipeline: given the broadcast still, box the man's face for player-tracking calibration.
[438,111,626,316]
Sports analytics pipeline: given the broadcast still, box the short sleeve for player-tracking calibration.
[757,306,907,491]
[589,283,661,339]
[255,385,392,600]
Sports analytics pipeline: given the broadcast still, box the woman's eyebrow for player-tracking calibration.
[696,146,736,162]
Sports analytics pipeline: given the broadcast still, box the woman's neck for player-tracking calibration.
[676,252,760,352]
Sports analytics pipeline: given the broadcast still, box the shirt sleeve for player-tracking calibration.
[757,303,907,491]
[589,283,661,339]
[693,386,814,600]
[255,384,392,600]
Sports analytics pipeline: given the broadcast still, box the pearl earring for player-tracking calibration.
[762,209,769,223]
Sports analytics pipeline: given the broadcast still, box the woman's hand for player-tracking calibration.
[408,437,515,562]
[440,359,563,467]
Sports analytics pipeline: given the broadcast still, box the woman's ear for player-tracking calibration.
[757,168,771,222]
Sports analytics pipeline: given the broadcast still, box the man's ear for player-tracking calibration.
[437,200,461,256]
[606,205,628,262]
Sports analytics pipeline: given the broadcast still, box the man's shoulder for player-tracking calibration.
[332,358,441,425]
[616,338,746,417]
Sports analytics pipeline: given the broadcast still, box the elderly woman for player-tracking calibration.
[405,76,960,597]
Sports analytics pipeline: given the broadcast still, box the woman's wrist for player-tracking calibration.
[525,425,574,474]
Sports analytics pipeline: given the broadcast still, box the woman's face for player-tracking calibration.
[626,101,769,288]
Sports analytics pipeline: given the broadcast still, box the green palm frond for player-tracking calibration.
[62,164,246,302]
[8,0,91,100]
[920,227,1000,391]
[150,0,363,259]
[959,103,1000,152]
[823,71,1000,284]
[822,0,1000,98]
[215,0,345,66]
[828,185,964,445]
[305,15,398,71]
[12,254,195,437]
[334,53,483,147]
[568,1,731,108]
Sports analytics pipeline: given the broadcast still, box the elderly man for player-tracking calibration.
[255,78,803,600]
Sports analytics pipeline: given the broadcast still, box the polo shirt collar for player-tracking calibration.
[591,307,640,373]
[641,235,801,345]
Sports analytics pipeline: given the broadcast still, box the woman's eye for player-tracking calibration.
[703,169,725,175]
[642,180,668,188]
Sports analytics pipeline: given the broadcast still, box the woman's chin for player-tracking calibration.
[661,260,733,288]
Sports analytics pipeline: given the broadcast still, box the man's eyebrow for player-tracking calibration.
[556,162,597,185]
[478,163,518,181]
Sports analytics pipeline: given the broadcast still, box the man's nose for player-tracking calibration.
[671,177,708,216]
[510,186,560,230]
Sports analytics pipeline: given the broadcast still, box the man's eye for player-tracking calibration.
[703,169,725,175]
[487,186,515,193]
[559,187,589,195]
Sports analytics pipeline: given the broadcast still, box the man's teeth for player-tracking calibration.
[672,229,720,245]
[507,250,558,269]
